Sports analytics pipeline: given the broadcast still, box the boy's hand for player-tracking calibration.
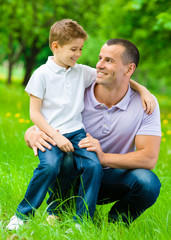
[140,88,156,115]
[54,134,74,152]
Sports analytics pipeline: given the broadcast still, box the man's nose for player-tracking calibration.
[96,60,104,69]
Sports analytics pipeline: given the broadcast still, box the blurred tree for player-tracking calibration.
[0,0,102,85]
[1,0,170,93]
[97,0,171,92]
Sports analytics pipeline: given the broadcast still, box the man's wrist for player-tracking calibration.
[24,126,36,148]
[98,151,106,165]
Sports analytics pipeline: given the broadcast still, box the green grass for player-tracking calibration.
[0,82,170,240]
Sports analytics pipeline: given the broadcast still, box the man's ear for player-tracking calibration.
[126,63,136,77]
[51,41,59,51]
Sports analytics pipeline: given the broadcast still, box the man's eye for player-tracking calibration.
[71,49,77,51]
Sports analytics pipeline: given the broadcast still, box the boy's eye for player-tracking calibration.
[71,49,77,51]
[106,59,112,63]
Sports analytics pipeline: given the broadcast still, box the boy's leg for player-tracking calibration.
[47,152,79,215]
[16,145,64,220]
[66,129,103,220]
[97,168,161,224]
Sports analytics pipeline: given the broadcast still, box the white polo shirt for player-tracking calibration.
[25,56,96,134]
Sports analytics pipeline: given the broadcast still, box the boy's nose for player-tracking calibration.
[76,51,82,57]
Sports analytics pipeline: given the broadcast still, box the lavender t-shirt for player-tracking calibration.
[82,83,161,155]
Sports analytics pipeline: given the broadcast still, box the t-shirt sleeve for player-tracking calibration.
[136,98,161,137]
[82,65,97,88]
[25,67,46,99]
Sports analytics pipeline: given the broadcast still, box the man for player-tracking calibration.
[25,39,161,224]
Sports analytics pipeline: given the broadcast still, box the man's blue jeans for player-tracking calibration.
[47,154,161,224]
[16,129,103,220]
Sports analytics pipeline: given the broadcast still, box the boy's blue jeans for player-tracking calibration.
[16,129,103,220]
[47,154,161,224]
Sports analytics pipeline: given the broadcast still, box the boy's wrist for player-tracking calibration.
[51,130,61,140]
[139,86,147,94]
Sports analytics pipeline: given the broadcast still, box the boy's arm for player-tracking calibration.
[129,79,156,115]
[30,95,74,152]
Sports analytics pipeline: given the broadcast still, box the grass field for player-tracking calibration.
[0,82,170,240]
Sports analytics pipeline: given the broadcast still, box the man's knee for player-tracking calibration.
[133,169,161,205]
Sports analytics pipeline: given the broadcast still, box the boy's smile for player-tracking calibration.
[52,38,85,69]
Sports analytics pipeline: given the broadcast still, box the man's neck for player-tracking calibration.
[94,83,129,109]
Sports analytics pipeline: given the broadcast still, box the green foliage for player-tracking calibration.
[0,0,103,84]
[97,0,171,93]
[0,82,171,239]
[0,0,170,91]
[77,35,106,67]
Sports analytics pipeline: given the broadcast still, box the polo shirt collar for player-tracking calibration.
[90,82,131,111]
[115,84,131,110]
[46,56,77,73]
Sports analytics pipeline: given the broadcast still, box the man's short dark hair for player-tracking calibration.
[106,39,139,67]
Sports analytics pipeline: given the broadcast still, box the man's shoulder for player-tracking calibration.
[130,88,159,107]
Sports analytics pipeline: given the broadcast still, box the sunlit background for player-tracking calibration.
[0,1,170,239]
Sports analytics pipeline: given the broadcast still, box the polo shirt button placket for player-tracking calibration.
[64,72,72,103]
[102,110,110,133]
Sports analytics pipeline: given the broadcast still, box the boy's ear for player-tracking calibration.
[51,41,59,51]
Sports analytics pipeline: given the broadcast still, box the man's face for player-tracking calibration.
[96,44,129,88]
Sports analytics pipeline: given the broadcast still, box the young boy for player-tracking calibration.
[7,19,155,230]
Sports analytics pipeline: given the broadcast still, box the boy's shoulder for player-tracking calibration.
[74,63,96,73]
[36,63,47,72]
[32,63,47,77]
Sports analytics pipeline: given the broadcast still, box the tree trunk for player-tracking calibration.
[22,56,36,86]
[7,35,13,84]
[22,40,40,86]
[8,60,13,84]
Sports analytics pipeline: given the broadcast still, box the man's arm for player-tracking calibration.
[79,133,161,170]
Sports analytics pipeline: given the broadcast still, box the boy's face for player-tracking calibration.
[52,38,85,69]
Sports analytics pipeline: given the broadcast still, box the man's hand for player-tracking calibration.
[78,133,104,162]
[25,126,56,156]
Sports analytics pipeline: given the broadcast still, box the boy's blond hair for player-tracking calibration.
[49,19,88,50]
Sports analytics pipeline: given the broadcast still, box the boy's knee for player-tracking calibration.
[40,160,60,178]
[86,160,103,177]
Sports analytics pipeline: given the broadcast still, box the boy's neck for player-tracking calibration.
[52,56,70,70]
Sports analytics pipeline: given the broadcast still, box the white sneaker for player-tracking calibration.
[6,215,24,230]
[66,223,81,234]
